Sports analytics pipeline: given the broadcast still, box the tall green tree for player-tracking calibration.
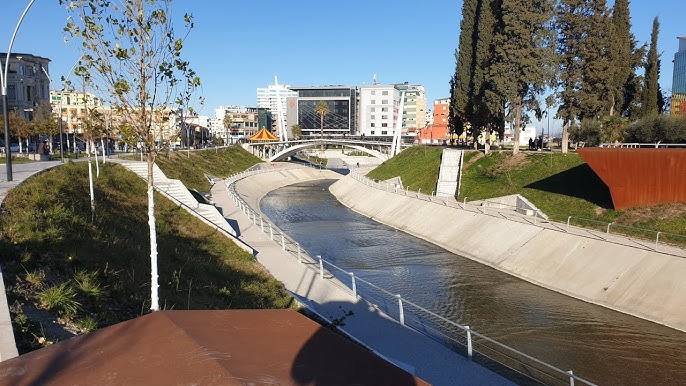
[608,0,634,117]
[451,0,478,143]
[62,0,200,312]
[489,0,555,155]
[555,0,594,152]
[641,17,661,117]
[578,0,613,121]
[451,0,501,149]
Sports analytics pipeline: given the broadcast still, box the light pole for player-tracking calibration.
[1,0,36,181]
[53,57,83,163]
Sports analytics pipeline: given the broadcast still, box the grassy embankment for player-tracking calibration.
[367,146,686,243]
[0,146,293,354]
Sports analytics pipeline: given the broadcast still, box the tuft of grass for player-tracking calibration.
[75,316,98,332]
[24,269,45,288]
[37,283,81,316]
[74,270,102,298]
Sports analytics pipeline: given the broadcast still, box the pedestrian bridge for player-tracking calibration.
[243,138,412,162]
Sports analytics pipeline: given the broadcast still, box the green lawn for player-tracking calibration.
[367,146,686,239]
[0,149,290,354]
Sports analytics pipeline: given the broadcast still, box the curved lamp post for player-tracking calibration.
[1,0,36,181]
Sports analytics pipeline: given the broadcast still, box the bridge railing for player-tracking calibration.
[224,166,596,386]
[349,169,686,256]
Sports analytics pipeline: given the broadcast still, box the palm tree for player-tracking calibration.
[314,100,329,152]
[222,113,233,146]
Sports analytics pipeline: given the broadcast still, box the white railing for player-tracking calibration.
[349,170,686,257]
[225,167,596,386]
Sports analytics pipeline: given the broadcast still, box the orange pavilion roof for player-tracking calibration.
[249,128,279,141]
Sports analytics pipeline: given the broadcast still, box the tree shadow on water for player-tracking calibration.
[525,164,614,209]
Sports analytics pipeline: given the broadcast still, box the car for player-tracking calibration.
[9,143,19,152]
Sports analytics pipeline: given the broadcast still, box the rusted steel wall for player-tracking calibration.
[577,148,686,210]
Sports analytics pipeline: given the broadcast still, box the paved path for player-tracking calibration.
[212,174,514,386]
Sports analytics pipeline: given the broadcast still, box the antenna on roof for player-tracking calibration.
[373,73,378,85]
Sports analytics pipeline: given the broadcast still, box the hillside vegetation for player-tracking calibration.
[0,147,289,354]
[368,146,686,239]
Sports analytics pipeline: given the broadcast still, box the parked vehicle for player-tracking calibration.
[10,143,19,152]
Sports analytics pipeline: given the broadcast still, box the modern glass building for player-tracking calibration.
[286,86,357,137]
[671,37,686,116]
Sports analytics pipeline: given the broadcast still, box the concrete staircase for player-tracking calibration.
[117,161,237,237]
[436,148,463,198]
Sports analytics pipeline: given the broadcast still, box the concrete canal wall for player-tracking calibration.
[329,174,686,333]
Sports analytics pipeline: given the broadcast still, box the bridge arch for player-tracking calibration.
[266,140,389,162]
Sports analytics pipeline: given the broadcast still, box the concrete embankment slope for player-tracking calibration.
[330,174,686,332]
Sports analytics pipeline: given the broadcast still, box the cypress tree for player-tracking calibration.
[578,0,613,121]
[608,0,633,117]
[556,0,586,153]
[641,17,661,117]
[490,0,555,155]
[451,0,478,141]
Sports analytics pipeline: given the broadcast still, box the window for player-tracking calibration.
[371,115,375,120]
[382,100,388,105]
[370,107,375,112]
[381,131,388,135]
[371,91,376,95]
[382,115,388,119]
[382,123,388,127]
[371,123,375,127]
[371,100,375,104]
[382,90,389,95]
[382,107,388,112]
[7,85,16,100]
[370,130,375,135]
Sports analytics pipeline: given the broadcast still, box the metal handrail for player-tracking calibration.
[225,166,595,386]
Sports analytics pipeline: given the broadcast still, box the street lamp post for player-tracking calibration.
[1,0,36,181]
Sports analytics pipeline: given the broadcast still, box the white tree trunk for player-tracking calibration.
[147,159,159,311]
[88,159,95,214]
[562,120,569,154]
[101,138,106,164]
[94,140,100,177]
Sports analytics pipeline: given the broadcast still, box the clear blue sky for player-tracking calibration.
[2,0,685,126]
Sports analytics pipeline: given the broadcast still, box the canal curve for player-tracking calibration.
[260,179,686,385]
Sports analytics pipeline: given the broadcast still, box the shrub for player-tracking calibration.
[37,283,80,316]
[74,270,102,298]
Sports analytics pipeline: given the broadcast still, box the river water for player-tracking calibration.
[260,179,686,385]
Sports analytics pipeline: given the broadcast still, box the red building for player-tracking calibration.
[417,98,450,145]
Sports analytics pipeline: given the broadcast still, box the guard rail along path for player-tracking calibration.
[225,164,595,386]
[329,169,686,334]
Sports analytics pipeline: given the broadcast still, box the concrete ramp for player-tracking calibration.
[436,148,463,197]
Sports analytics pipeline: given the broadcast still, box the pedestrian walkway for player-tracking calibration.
[212,172,514,385]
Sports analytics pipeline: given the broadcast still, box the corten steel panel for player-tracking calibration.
[577,148,686,210]
[0,310,430,386]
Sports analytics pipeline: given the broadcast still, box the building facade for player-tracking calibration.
[358,83,426,139]
[256,83,297,131]
[395,83,426,135]
[211,105,259,143]
[1,52,51,120]
[672,36,686,116]
[417,98,449,145]
[286,86,358,137]
[358,84,399,138]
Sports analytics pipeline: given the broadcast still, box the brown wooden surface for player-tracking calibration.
[578,148,686,210]
[0,310,429,386]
